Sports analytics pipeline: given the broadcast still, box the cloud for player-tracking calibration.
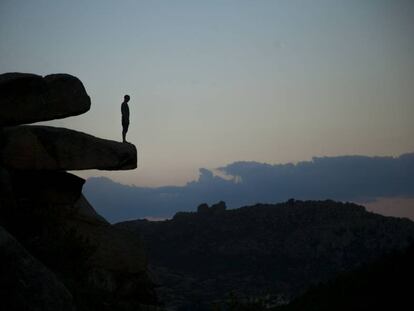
[84,153,414,223]
[218,153,414,202]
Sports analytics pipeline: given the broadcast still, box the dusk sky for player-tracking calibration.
[1,0,413,187]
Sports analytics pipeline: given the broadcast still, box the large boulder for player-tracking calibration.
[9,170,85,206]
[0,125,137,170]
[1,172,157,309]
[1,187,157,309]
[72,194,109,225]
[64,214,158,306]
[0,72,91,126]
[0,225,75,311]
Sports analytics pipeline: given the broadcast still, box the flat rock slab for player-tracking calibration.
[0,72,91,126]
[1,125,137,170]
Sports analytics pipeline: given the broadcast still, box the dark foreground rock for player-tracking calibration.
[0,225,75,311]
[9,170,85,206]
[0,72,91,126]
[65,195,157,304]
[0,189,157,310]
[1,125,137,170]
[0,169,157,309]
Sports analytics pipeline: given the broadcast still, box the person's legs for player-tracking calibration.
[122,122,129,143]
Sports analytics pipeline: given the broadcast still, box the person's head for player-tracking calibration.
[124,94,130,102]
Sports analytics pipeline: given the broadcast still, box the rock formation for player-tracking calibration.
[0,73,91,126]
[0,72,157,310]
[0,225,75,311]
[1,125,137,170]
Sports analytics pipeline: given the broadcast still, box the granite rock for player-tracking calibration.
[0,72,91,126]
[1,125,137,171]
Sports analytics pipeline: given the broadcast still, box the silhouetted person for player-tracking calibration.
[121,94,130,143]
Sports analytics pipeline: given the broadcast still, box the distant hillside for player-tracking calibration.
[84,153,414,222]
[116,200,414,310]
[274,244,414,311]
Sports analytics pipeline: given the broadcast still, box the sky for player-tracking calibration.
[1,0,413,187]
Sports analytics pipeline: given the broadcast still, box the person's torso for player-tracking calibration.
[121,102,130,119]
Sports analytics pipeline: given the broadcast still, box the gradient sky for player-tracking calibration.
[1,0,413,186]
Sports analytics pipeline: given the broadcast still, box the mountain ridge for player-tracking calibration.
[116,200,414,310]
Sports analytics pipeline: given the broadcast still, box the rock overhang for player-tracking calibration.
[1,125,137,171]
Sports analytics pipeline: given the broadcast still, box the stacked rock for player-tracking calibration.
[0,73,157,310]
[0,72,137,170]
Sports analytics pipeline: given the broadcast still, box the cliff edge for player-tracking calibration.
[0,72,158,310]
